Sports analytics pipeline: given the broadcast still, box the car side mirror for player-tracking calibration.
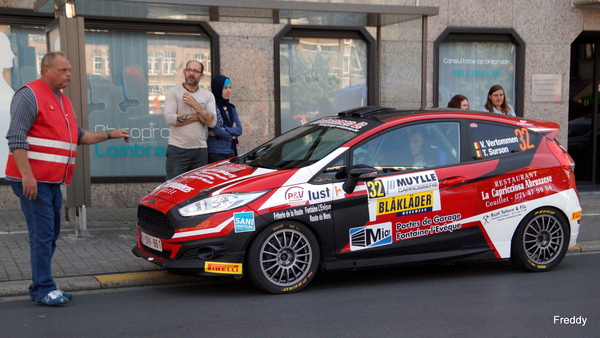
[343,165,378,194]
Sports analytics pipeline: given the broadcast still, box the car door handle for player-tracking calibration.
[440,176,467,189]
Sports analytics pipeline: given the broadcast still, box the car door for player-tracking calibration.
[331,120,485,262]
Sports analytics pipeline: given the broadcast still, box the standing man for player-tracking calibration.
[5,51,130,306]
[164,60,216,180]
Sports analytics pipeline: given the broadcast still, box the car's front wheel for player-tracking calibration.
[510,207,570,272]
[247,222,320,294]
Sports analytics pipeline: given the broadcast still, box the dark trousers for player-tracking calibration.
[165,145,208,180]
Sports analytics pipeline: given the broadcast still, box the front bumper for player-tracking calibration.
[132,244,245,277]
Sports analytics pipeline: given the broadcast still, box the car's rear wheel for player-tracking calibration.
[510,207,570,272]
[247,222,319,294]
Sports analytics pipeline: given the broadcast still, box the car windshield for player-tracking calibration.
[234,124,358,170]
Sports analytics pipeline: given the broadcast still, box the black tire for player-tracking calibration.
[247,222,320,294]
[510,207,570,272]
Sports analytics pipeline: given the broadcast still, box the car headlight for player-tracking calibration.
[178,191,269,217]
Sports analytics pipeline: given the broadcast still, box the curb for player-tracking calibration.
[567,240,600,253]
[0,271,203,298]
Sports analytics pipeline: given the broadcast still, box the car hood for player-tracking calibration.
[146,162,298,206]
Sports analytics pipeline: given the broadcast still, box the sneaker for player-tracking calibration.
[57,289,73,300]
[36,290,69,306]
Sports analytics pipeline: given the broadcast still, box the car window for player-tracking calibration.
[469,121,539,160]
[352,122,460,174]
[313,155,347,183]
[236,124,356,169]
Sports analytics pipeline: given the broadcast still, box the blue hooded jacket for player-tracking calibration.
[208,75,242,155]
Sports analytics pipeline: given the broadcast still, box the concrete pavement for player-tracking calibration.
[1,189,599,298]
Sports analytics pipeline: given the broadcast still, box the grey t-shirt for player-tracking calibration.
[163,84,217,149]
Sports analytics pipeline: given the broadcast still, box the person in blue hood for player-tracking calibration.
[208,75,243,163]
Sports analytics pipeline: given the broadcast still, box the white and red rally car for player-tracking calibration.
[133,107,582,293]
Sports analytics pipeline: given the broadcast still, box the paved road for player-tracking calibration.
[0,252,598,338]
[0,190,599,298]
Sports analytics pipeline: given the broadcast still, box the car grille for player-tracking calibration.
[138,205,175,239]
[142,244,172,261]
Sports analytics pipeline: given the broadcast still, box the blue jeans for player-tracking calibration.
[165,145,208,180]
[10,181,62,302]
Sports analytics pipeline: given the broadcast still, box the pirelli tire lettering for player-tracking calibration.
[246,222,320,294]
[510,207,570,272]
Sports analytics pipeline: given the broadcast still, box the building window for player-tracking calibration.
[148,52,159,75]
[163,52,176,75]
[276,27,375,134]
[93,51,103,75]
[434,28,525,116]
[84,23,214,180]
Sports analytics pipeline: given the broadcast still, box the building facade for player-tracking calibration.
[1,0,600,210]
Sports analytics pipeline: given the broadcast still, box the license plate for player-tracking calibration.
[141,232,163,252]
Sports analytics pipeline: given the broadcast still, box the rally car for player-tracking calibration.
[133,107,582,294]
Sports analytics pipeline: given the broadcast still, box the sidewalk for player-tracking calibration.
[1,192,599,298]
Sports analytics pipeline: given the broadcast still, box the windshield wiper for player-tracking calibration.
[243,160,279,170]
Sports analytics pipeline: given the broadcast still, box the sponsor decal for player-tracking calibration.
[572,210,582,221]
[233,211,255,233]
[285,186,305,206]
[157,181,194,195]
[305,203,332,222]
[311,118,369,132]
[349,222,392,251]
[272,203,333,222]
[376,190,434,216]
[213,163,246,172]
[481,171,554,207]
[333,184,344,198]
[486,204,527,222]
[205,262,242,274]
[385,171,439,194]
[367,171,441,221]
[183,168,238,184]
[394,213,463,241]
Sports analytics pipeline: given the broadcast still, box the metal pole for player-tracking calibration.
[421,15,428,110]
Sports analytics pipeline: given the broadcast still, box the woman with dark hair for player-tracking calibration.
[447,94,469,109]
[483,84,516,116]
[207,75,243,163]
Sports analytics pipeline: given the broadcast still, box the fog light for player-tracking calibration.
[197,247,215,260]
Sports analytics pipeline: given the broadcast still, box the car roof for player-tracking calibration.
[336,106,505,123]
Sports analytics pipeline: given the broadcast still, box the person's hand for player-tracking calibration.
[209,130,215,137]
[111,129,130,142]
[183,91,203,112]
[21,175,38,200]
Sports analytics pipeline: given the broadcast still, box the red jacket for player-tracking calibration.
[5,79,79,184]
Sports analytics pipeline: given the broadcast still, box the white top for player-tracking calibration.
[164,84,217,149]
[484,104,516,117]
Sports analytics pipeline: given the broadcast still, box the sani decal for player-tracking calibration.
[349,222,392,251]
[367,170,441,221]
[234,211,255,233]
